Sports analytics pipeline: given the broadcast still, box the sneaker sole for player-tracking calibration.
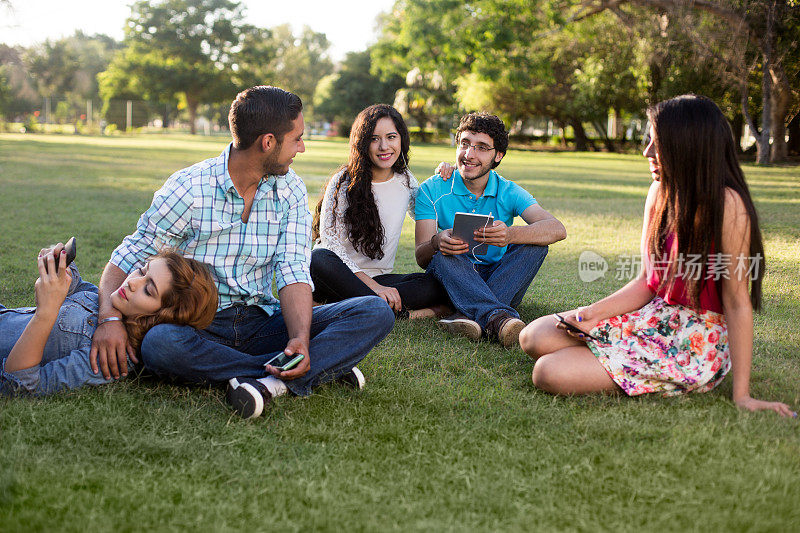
[498,318,525,348]
[226,379,264,419]
[438,319,482,341]
[348,366,365,389]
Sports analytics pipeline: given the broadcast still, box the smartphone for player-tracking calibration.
[45,236,77,273]
[266,353,304,372]
[555,313,597,341]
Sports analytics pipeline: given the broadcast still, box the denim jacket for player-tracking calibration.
[0,264,122,396]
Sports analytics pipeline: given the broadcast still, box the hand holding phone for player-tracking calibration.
[43,237,77,273]
[266,352,304,372]
[555,313,597,341]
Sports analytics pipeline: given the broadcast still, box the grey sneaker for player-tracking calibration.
[486,312,525,348]
[438,313,482,341]
[337,366,365,389]
[226,377,272,419]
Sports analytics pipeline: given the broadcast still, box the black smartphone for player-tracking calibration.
[266,353,304,372]
[46,237,77,273]
[555,313,597,341]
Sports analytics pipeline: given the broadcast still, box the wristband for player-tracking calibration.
[430,234,439,251]
[98,316,123,326]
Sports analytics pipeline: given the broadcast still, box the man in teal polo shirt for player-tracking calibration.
[415,112,566,347]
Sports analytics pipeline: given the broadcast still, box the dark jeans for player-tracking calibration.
[310,248,449,312]
[140,296,394,396]
[426,244,549,328]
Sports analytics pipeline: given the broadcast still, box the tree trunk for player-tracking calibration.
[788,112,800,156]
[769,64,790,162]
[161,103,170,130]
[187,97,198,135]
[756,4,775,165]
[648,59,663,104]
[570,118,589,151]
[740,2,774,165]
[731,113,744,153]
[556,121,568,148]
[410,111,429,143]
[614,108,626,142]
[592,120,617,152]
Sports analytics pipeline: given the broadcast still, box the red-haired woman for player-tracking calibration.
[0,246,217,396]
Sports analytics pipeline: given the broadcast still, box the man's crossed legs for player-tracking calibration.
[140,296,394,416]
[427,244,548,347]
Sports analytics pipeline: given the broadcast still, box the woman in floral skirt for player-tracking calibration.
[519,94,795,417]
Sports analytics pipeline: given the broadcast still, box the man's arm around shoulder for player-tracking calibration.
[90,262,135,380]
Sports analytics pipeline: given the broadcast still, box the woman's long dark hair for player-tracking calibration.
[646,94,764,310]
[312,104,411,260]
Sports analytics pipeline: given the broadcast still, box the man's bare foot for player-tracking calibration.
[410,304,453,319]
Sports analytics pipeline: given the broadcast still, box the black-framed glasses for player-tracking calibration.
[458,140,495,153]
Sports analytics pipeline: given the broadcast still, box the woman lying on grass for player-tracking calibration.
[0,245,217,396]
[310,103,448,318]
[519,94,796,417]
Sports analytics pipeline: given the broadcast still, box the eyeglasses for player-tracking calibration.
[457,140,495,153]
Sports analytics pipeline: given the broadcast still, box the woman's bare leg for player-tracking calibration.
[519,312,585,359]
[532,346,619,395]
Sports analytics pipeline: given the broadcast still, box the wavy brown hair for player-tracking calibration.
[646,94,764,310]
[312,104,411,260]
[124,251,218,351]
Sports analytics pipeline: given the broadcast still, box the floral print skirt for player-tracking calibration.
[586,296,730,397]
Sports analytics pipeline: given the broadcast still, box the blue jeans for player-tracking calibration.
[140,296,394,396]
[426,244,548,328]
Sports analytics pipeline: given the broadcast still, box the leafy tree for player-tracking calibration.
[312,49,403,133]
[567,0,799,163]
[371,0,480,133]
[235,24,333,112]
[373,1,652,148]
[100,0,243,134]
[24,32,118,126]
[0,45,37,120]
[98,46,180,129]
[0,66,11,120]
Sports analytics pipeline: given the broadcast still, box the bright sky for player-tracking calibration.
[1,0,396,60]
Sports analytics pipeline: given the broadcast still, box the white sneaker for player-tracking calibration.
[437,313,482,341]
[226,377,272,419]
[337,366,366,389]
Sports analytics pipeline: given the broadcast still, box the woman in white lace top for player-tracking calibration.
[311,104,448,317]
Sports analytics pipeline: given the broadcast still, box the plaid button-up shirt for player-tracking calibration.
[110,144,313,315]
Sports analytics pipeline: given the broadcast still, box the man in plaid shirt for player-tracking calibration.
[90,86,394,418]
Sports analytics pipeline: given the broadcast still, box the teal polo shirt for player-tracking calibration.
[415,169,537,264]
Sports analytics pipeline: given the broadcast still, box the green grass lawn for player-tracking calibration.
[1,133,798,532]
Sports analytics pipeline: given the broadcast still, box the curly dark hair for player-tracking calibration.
[312,104,411,260]
[456,112,508,168]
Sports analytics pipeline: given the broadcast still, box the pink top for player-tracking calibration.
[645,233,724,314]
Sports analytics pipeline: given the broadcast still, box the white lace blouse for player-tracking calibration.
[315,170,419,277]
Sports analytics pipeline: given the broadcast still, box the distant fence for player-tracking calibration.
[8,97,231,135]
